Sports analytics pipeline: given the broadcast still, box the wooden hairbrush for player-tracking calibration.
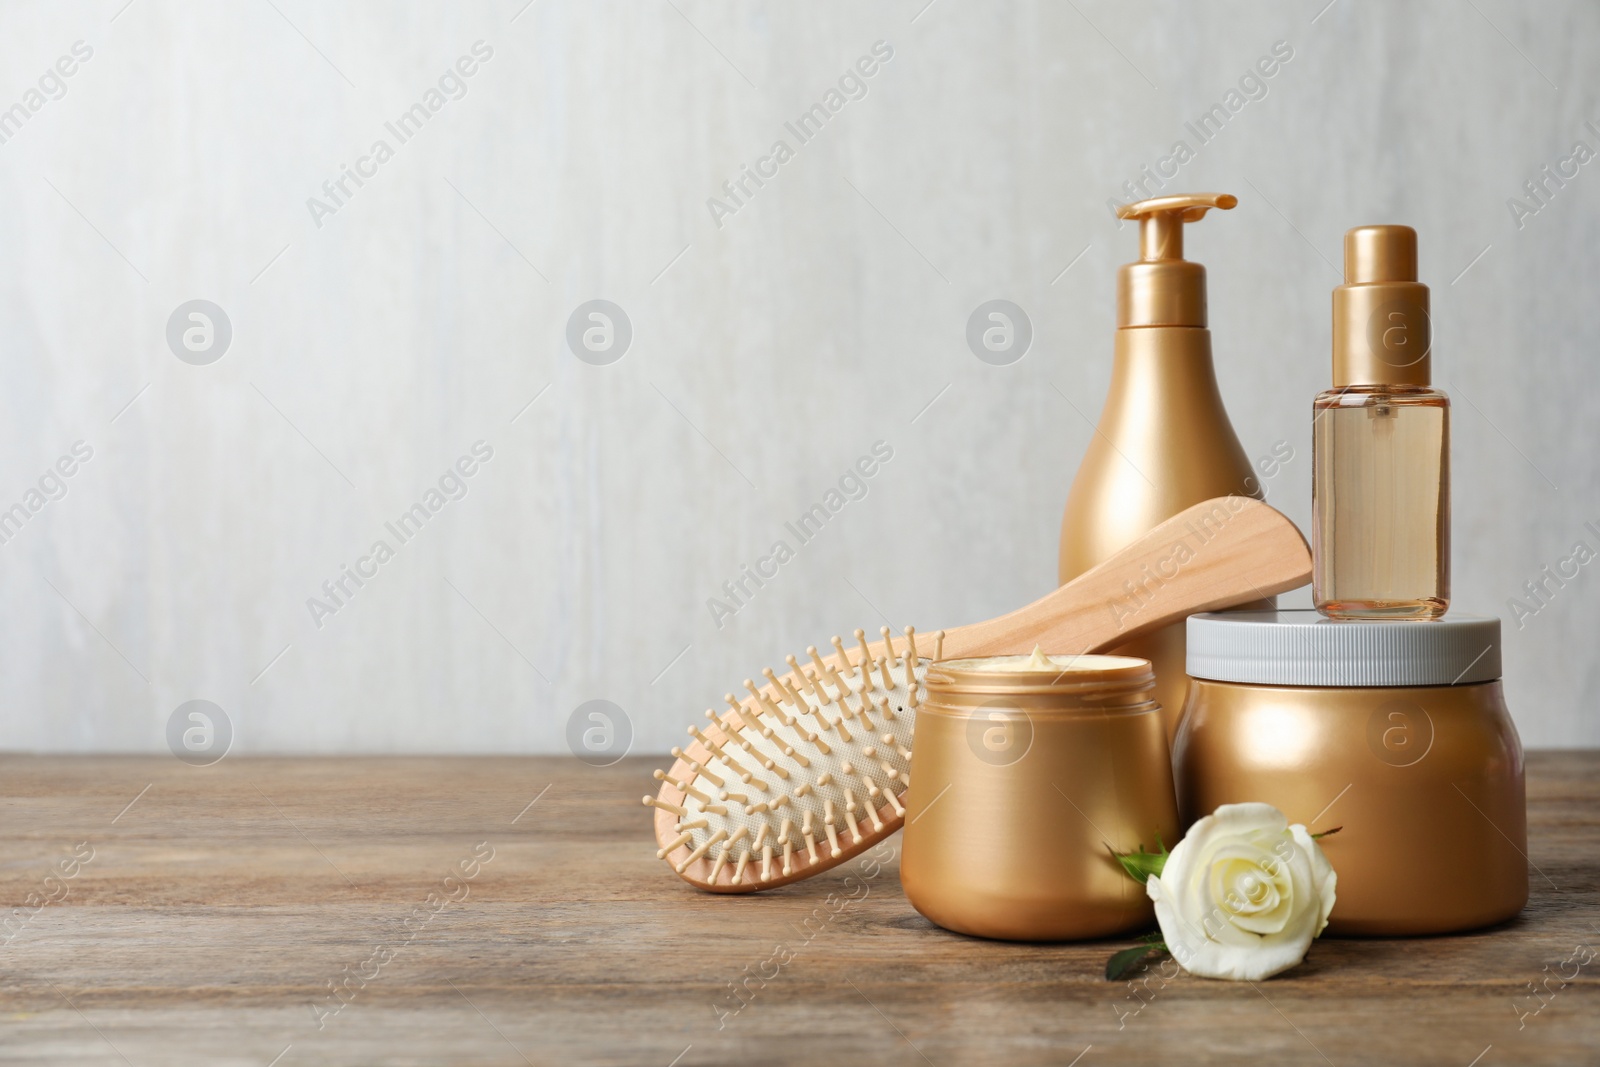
[648,496,1311,893]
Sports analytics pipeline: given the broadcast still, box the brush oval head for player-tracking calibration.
[649,626,940,892]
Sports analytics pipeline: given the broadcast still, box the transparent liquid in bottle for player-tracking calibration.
[1313,387,1449,619]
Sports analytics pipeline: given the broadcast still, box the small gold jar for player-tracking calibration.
[1175,610,1526,936]
[901,653,1179,941]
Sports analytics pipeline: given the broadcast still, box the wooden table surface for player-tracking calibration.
[1,752,1596,1066]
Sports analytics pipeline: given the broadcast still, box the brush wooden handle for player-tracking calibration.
[941,496,1310,659]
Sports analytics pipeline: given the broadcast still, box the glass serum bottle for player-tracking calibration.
[1314,226,1449,619]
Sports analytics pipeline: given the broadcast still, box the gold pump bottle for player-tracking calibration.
[1059,194,1265,741]
[1314,226,1449,619]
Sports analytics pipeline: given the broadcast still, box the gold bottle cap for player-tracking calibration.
[1115,193,1236,328]
[1332,225,1432,387]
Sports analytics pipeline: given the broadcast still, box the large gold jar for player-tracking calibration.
[901,653,1179,941]
[1175,610,1526,936]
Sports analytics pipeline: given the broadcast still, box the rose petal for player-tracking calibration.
[1205,844,1292,933]
[1289,823,1338,934]
[1199,803,1289,839]
[1169,923,1316,981]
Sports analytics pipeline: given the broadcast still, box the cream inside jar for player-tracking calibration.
[937,645,1140,674]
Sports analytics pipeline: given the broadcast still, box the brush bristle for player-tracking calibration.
[653,627,935,890]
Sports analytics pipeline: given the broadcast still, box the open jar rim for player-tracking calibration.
[923,653,1155,706]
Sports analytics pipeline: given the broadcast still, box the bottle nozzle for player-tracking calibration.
[1115,193,1236,328]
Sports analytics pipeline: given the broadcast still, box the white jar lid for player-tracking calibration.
[1186,609,1501,687]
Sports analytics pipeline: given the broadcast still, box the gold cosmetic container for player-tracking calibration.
[1059,194,1266,741]
[1174,610,1526,936]
[901,654,1179,941]
[1314,225,1451,619]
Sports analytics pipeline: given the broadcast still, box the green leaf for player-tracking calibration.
[1311,825,1343,840]
[1105,945,1153,981]
[1110,836,1170,885]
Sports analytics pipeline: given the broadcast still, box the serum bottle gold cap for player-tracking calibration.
[1332,224,1432,388]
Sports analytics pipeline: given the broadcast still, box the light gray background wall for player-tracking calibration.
[1,0,1595,755]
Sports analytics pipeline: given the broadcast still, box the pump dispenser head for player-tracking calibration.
[1115,193,1237,328]
[1332,225,1432,388]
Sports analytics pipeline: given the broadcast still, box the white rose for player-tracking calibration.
[1146,802,1336,981]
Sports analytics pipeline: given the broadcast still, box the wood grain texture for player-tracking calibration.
[939,496,1311,658]
[2,752,1596,1066]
